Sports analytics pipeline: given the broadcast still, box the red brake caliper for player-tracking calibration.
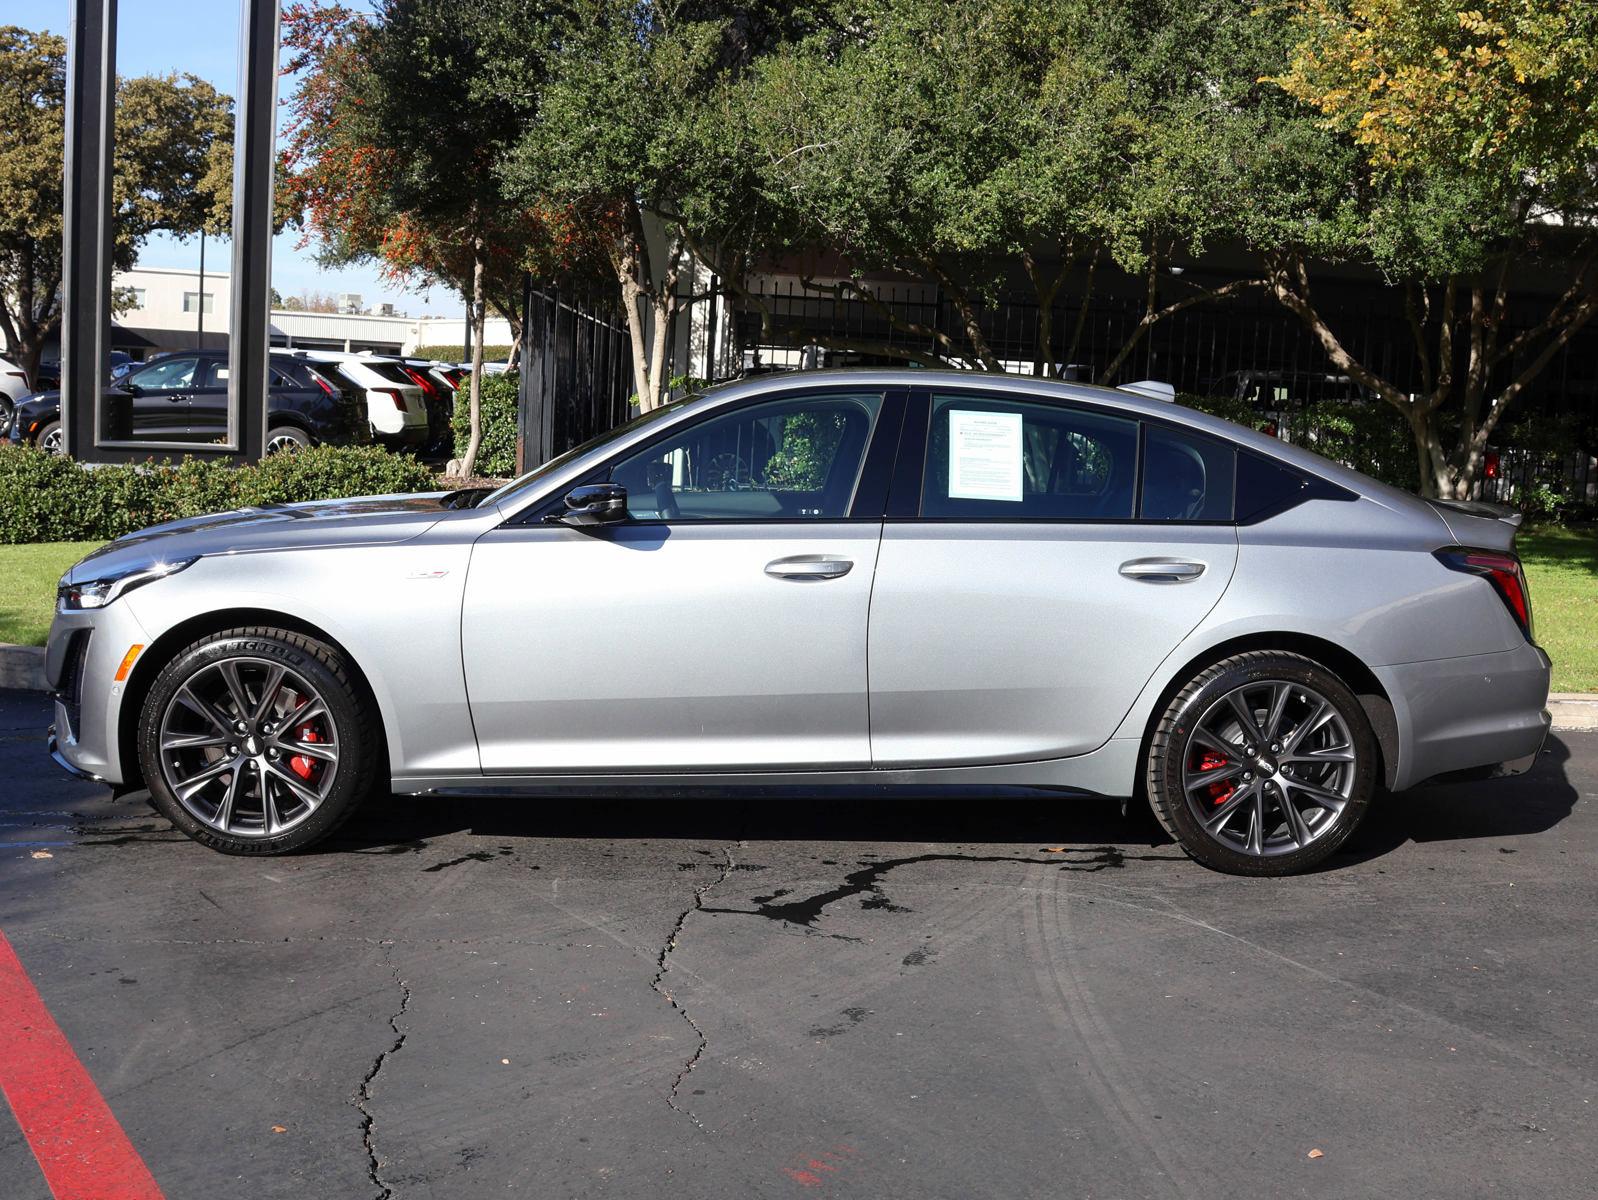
[1193,750,1234,805]
[290,718,321,781]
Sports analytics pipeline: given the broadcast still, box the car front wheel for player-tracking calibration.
[1146,651,1377,876]
[137,627,379,854]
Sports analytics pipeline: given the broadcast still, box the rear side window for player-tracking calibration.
[1141,426,1235,521]
[921,394,1138,519]
[366,362,417,386]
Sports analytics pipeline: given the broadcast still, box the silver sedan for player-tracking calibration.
[44,370,1551,874]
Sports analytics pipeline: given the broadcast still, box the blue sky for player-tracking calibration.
[8,0,464,317]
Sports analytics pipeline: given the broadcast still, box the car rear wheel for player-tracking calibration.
[266,424,311,454]
[1146,651,1377,876]
[137,627,379,855]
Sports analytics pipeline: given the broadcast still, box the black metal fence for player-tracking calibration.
[513,272,1597,502]
[517,283,634,472]
[724,278,1598,501]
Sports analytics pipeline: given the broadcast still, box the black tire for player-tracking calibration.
[36,420,64,455]
[1146,651,1377,876]
[266,424,311,454]
[137,627,380,855]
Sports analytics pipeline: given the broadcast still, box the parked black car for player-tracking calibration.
[6,351,370,454]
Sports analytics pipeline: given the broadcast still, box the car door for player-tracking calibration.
[867,390,1239,767]
[461,388,901,773]
[186,358,231,443]
[118,355,201,442]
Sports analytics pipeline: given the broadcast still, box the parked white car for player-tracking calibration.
[291,351,429,445]
[0,353,33,437]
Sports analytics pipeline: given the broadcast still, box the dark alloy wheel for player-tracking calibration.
[266,425,311,455]
[1147,651,1377,875]
[138,627,379,854]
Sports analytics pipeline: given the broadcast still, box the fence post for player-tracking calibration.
[61,0,116,458]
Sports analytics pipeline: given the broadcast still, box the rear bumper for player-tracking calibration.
[1379,642,1552,790]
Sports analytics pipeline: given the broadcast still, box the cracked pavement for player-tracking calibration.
[3,687,1598,1198]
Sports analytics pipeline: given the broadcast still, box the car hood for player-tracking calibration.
[66,492,453,582]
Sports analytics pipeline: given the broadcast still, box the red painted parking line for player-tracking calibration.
[0,929,164,1200]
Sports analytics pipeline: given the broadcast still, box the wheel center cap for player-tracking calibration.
[1256,755,1279,774]
[244,734,261,756]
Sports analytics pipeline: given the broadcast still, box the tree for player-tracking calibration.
[732,0,1266,380]
[279,1,588,475]
[498,2,834,411]
[1263,0,1598,498]
[0,26,233,385]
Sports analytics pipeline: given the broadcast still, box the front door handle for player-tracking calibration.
[765,555,854,580]
[1119,558,1207,583]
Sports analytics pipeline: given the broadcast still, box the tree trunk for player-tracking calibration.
[458,235,487,480]
[1266,249,1598,499]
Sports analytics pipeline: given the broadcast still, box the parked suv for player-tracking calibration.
[6,350,369,454]
[290,351,430,447]
[0,353,33,438]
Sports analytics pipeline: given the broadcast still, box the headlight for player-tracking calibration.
[58,558,197,610]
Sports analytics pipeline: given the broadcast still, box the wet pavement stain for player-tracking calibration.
[701,847,1141,928]
[807,1006,872,1038]
[422,850,499,872]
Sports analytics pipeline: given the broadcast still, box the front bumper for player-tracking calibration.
[1379,641,1552,790]
[44,601,151,788]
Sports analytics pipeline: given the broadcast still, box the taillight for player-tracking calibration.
[312,373,336,397]
[401,366,439,400]
[376,388,407,412]
[1484,452,1500,480]
[1435,547,1534,641]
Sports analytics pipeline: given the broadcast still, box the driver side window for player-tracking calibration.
[129,356,199,391]
[608,392,884,521]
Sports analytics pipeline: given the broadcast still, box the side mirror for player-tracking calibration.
[122,382,142,396]
[547,483,628,527]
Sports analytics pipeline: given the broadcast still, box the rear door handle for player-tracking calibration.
[765,555,854,580]
[1119,558,1207,583]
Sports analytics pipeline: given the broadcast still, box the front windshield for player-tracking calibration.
[480,391,705,508]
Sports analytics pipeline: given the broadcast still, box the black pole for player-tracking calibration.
[226,0,279,461]
[196,230,205,349]
[61,0,116,457]
[517,271,532,474]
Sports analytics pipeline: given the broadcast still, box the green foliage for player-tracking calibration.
[0,445,435,544]
[414,345,513,364]
[0,26,235,379]
[450,372,519,478]
[762,411,846,490]
[1179,393,1418,492]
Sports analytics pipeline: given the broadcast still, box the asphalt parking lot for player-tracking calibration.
[2,686,1595,1199]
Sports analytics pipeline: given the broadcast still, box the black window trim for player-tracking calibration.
[515,384,911,527]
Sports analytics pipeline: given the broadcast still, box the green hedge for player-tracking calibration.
[450,371,519,477]
[0,444,438,544]
[415,345,515,363]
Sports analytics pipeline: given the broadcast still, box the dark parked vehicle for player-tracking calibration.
[7,351,370,455]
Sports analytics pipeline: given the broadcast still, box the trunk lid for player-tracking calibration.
[1425,498,1523,553]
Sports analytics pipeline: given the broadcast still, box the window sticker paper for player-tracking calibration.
[948,409,1023,502]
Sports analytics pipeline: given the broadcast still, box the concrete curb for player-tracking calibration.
[1550,693,1598,732]
[0,643,47,693]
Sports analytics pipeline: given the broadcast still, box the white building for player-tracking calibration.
[109,265,494,358]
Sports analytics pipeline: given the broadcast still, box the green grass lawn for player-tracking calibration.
[0,542,102,646]
[0,525,1593,690]
[1519,525,1598,693]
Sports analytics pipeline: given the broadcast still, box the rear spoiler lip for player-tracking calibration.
[1425,498,1524,530]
